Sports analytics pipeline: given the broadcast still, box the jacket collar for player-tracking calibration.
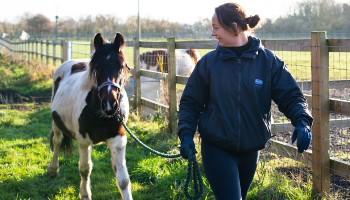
[216,36,263,60]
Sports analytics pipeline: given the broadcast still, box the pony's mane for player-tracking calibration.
[88,43,128,85]
[89,43,114,79]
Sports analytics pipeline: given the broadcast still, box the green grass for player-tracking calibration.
[193,50,350,81]
[0,53,53,97]
[273,51,350,81]
[0,47,343,199]
[15,40,350,82]
[0,105,208,200]
[0,104,326,200]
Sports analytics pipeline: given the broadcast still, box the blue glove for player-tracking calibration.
[179,133,196,161]
[291,120,312,153]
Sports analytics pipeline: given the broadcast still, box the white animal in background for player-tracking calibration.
[139,48,201,76]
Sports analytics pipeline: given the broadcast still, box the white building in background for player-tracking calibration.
[19,31,30,41]
[1,33,8,38]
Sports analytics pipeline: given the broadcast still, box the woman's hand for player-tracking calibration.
[179,134,196,161]
[292,120,312,153]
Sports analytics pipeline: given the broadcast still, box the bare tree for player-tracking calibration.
[24,14,53,38]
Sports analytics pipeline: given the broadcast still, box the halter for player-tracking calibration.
[93,61,129,119]
[97,80,122,92]
[95,63,129,93]
[96,79,124,120]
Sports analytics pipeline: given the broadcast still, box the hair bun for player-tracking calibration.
[246,15,260,28]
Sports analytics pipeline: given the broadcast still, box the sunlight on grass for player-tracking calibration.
[248,173,312,200]
[0,109,28,127]
[0,104,336,199]
[133,157,171,182]
[0,53,53,97]
[52,186,79,200]
[2,50,349,199]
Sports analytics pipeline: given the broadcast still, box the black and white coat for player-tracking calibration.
[48,33,132,200]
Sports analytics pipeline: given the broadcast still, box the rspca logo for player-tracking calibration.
[255,79,263,86]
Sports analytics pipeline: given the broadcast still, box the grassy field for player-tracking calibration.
[0,50,345,199]
[0,104,196,200]
[0,104,319,200]
[14,39,350,82]
[0,53,53,97]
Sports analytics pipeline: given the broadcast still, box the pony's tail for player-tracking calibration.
[61,134,73,155]
[49,129,73,155]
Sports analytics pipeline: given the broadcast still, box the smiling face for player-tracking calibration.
[211,13,237,47]
[212,13,251,47]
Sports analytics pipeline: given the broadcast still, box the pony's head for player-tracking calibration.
[89,33,129,117]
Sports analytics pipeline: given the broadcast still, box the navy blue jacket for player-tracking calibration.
[178,36,313,153]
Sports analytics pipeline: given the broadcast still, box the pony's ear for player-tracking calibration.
[94,33,104,50]
[113,32,125,50]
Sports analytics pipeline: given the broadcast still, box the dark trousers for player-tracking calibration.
[201,141,259,200]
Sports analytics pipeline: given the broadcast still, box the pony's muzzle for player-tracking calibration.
[101,99,119,116]
[98,80,123,117]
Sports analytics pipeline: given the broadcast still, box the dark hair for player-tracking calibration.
[215,3,260,34]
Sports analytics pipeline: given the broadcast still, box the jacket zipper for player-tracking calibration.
[237,58,241,152]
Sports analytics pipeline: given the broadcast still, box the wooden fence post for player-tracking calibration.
[28,40,31,59]
[133,37,141,114]
[53,40,57,65]
[61,40,71,62]
[90,39,94,55]
[25,41,29,61]
[40,40,44,63]
[311,31,330,197]
[35,40,39,61]
[46,40,49,65]
[21,41,24,60]
[31,40,34,60]
[28,40,31,60]
[167,37,177,134]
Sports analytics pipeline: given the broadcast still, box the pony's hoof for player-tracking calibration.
[47,166,59,177]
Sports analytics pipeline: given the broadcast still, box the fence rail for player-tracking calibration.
[0,32,349,197]
[0,38,70,64]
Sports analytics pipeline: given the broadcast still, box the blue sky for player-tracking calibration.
[1,0,349,24]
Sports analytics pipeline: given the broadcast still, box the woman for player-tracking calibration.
[178,2,313,200]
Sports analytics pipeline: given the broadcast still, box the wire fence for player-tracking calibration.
[262,39,350,199]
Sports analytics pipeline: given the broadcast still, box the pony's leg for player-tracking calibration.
[107,135,132,200]
[78,143,93,200]
[47,123,63,177]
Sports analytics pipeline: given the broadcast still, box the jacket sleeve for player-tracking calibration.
[178,58,209,138]
[271,55,313,126]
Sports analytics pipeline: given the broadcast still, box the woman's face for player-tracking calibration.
[211,14,237,46]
